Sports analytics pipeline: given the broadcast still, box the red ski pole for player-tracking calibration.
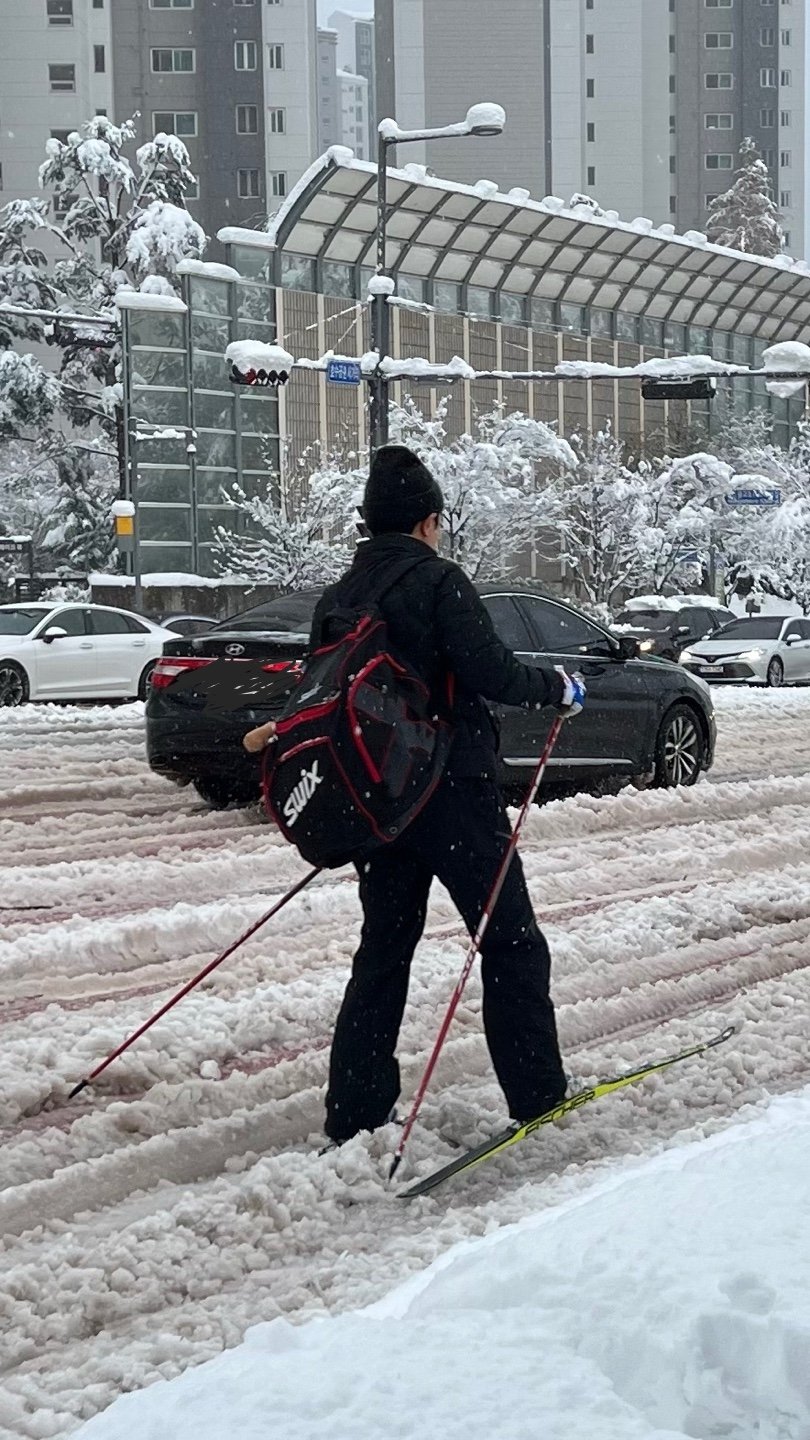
[389,715,565,1179]
[67,866,321,1099]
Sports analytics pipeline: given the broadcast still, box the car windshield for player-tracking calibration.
[713,618,785,640]
[615,610,672,631]
[0,607,48,635]
[216,592,320,635]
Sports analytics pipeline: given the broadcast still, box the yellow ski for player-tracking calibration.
[399,1024,736,1200]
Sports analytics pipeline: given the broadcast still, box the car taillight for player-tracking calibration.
[151,656,216,689]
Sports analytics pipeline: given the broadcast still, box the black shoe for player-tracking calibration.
[320,1105,399,1153]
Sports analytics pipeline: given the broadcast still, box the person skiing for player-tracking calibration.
[245,443,585,1144]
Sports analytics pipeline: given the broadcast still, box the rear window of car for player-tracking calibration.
[217,592,320,634]
[615,610,672,631]
[714,618,785,639]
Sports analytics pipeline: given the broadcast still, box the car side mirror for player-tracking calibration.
[676,625,690,635]
[616,635,641,661]
[41,625,67,643]
[785,632,802,645]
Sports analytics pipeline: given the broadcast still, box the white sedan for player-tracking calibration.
[0,602,177,705]
[680,614,810,687]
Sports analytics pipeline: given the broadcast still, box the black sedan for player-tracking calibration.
[145,586,716,809]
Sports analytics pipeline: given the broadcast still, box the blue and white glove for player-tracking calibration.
[554,666,586,718]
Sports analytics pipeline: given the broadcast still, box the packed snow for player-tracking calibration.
[73,1090,810,1440]
[225,340,294,375]
[1,689,810,1437]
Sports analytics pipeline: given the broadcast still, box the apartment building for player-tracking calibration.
[338,68,369,159]
[317,27,341,152]
[0,0,319,243]
[673,0,807,255]
[328,8,376,154]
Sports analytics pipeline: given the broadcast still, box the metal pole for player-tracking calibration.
[120,311,139,608]
[369,131,391,453]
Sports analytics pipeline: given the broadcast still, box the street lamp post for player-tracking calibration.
[368,102,506,453]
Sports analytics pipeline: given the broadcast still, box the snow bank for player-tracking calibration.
[74,1091,810,1440]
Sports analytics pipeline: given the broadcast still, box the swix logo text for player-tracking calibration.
[283,759,323,826]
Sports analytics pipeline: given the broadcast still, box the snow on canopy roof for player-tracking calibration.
[217,149,810,342]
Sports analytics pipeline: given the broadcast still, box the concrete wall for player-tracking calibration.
[261,0,318,214]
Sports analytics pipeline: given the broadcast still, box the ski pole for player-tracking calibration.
[67,866,321,1100]
[389,714,565,1180]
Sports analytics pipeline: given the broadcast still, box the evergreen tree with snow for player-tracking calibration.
[705,138,784,258]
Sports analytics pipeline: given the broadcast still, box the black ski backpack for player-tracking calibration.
[262,555,453,869]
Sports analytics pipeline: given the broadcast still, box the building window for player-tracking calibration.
[706,73,734,88]
[780,149,791,166]
[669,113,676,132]
[151,49,195,72]
[760,107,776,124]
[268,107,285,133]
[760,67,777,85]
[48,63,76,91]
[587,121,595,141]
[47,0,73,24]
[234,40,257,69]
[150,0,193,8]
[233,0,255,5]
[705,0,733,6]
[705,153,733,168]
[94,44,105,72]
[670,194,677,211]
[669,75,676,92]
[781,189,792,206]
[585,33,594,52]
[269,171,287,197]
[705,193,719,206]
[586,0,593,8]
[705,32,733,46]
[0,163,3,190]
[669,33,675,52]
[50,128,70,142]
[267,43,284,67]
[783,230,791,247]
[236,104,258,133]
[186,176,199,199]
[760,26,776,42]
[781,27,791,41]
[586,78,595,97]
[237,168,260,198]
[780,109,791,125]
[153,110,198,136]
[705,113,733,128]
[780,69,791,84]
[93,0,103,7]
[587,165,596,185]
[762,148,776,166]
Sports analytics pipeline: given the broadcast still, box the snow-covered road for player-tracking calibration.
[2,691,810,1439]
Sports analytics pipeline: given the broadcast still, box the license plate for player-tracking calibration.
[699,664,724,674]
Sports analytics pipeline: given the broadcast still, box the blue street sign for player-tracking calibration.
[725,487,782,507]
[326,358,362,386]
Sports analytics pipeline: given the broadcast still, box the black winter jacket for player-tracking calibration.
[309,534,565,779]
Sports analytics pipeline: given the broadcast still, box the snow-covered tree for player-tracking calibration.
[542,426,650,608]
[706,137,784,258]
[389,398,576,580]
[0,115,206,573]
[213,400,576,589]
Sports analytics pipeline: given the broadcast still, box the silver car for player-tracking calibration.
[680,615,810,687]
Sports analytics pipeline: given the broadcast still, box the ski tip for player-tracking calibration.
[388,1153,403,1182]
[67,1078,89,1100]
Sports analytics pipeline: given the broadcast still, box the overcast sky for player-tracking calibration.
[317,0,374,22]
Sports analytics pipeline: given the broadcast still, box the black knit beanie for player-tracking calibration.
[362,444,444,536]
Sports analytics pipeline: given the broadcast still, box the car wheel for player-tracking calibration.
[0,661,29,707]
[766,656,784,688]
[653,704,704,789]
[137,661,156,701]
[192,776,256,810]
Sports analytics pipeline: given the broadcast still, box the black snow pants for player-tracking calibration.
[324,774,566,1142]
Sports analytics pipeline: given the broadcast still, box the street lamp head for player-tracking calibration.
[465,103,506,137]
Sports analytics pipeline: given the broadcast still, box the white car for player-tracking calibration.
[0,602,177,706]
[680,614,810,688]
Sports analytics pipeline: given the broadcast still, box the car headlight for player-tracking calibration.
[736,647,767,662]
[679,649,695,663]
[639,638,655,652]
